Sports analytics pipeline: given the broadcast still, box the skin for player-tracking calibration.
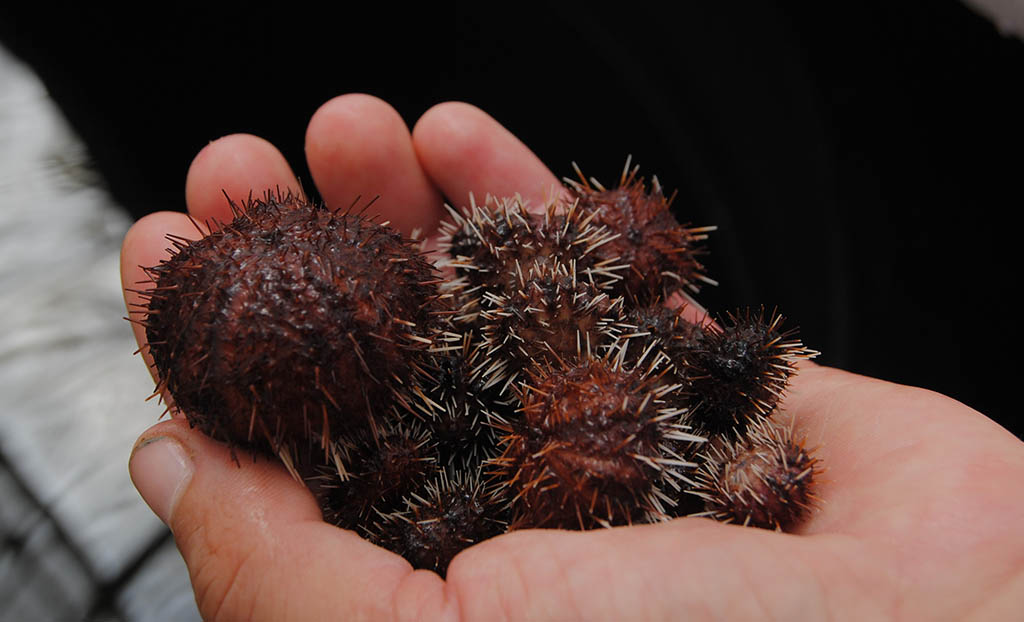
[121,94,1024,621]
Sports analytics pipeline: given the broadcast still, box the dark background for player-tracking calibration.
[1,1,1019,437]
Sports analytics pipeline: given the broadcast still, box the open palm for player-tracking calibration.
[121,94,1024,621]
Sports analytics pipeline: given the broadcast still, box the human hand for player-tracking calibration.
[121,94,1024,621]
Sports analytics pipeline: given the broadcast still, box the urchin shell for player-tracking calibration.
[369,468,507,577]
[437,195,538,296]
[477,259,623,393]
[314,419,438,530]
[692,417,820,530]
[613,303,707,382]
[139,191,445,453]
[680,308,817,437]
[395,332,504,465]
[565,161,715,302]
[438,196,627,313]
[492,355,703,529]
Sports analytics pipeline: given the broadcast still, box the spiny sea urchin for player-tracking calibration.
[135,191,447,456]
[491,352,704,529]
[691,416,821,530]
[368,468,507,577]
[438,195,538,296]
[477,258,624,393]
[393,332,504,465]
[564,159,717,302]
[314,419,437,530]
[678,308,817,437]
[437,195,627,306]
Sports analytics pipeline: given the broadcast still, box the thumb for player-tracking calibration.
[129,419,448,621]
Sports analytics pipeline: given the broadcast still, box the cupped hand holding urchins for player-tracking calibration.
[124,104,1024,621]
[133,161,821,577]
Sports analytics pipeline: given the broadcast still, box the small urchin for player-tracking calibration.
[368,467,507,577]
[564,158,717,302]
[691,416,821,530]
[679,308,818,438]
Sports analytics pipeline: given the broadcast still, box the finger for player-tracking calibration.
[129,419,455,621]
[185,134,302,225]
[305,93,445,237]
[121,211,207,384]
[412,101,562,213]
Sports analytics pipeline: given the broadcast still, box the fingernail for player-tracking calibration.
[129,436,193,525]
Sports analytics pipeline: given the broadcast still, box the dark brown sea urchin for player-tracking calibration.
[692,417,821,530]
[139,191,446,456]
[492,354,703,529]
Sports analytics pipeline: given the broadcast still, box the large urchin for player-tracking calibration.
[136,191,446,457]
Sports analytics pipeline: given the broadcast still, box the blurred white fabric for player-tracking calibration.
[0,44,199,621]
[964,0,1024,38]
